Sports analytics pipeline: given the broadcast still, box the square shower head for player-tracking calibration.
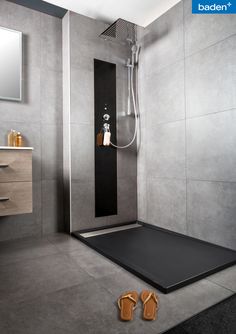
[100,18,137,45]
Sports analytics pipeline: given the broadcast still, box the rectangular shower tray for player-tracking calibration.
[72,222,236,293]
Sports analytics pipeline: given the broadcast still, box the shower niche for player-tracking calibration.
[94,59,117,217]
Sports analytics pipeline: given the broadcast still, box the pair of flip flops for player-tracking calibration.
[118,290,159,321]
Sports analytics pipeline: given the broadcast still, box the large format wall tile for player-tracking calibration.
[185,35,236,118]
[41,125,63,181]
[184,0,236,56]
[70,67,94,125]
[143,1,184,76]
[147,120,186,179]
[138,0,236,250]
[42,180,64,234]
[71,181,107,231]
[117,177,137,222]
[187,180,236,249]
[106,177,137,225]
[145,60,185,125]
[117,147,137,179]
[40,70,62,125]
[70,13,108,71]
[71,124,94,182]
[147,178,187,234]
[40,14,62,72]
[187,110,236,182]
[137,175,147,222]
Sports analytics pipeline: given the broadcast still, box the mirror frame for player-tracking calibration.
[0,26,22,102]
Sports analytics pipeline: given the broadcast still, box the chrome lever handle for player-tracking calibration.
[0,197,10,201]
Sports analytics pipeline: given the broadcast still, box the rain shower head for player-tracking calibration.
[100,18,137,45]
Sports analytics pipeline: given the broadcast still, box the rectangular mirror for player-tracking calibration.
[0,26,22,101]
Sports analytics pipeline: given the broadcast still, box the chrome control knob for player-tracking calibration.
[103,114,110,121]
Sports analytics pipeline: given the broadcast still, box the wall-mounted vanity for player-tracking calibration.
[0,147,33,216]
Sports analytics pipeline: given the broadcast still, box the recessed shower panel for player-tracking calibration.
[94,59,117,217]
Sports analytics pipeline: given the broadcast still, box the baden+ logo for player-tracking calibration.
[192,0,236,13]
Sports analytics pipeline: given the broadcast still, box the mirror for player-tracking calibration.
[0,26,22,101]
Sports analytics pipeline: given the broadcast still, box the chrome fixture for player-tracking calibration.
[100,18,140,149]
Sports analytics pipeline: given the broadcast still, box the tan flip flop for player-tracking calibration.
[140,290,159,321]
[117,291,138,321]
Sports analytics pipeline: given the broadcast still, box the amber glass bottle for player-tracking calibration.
[15,132,23,147]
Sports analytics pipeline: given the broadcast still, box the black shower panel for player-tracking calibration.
[94,59,117,217]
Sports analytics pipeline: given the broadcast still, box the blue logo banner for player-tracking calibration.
[192,0,236,13]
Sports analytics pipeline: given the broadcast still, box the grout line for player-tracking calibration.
[186,108,236,120]
[184,31,236,60]
[141,108,236,128]
[206,279,235,294]
[147,176,236,184]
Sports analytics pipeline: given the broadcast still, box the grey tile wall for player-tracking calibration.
[142,1,184,76]
[0,0,63,240]
[147,178,187,234]
[64,12,137,232]
[138,0,236,249]
[185,35,236,118]
[187,180,236,249]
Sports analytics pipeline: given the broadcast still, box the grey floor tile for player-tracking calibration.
[207,265,236,293]
[148,279,233,333]
[47,233,90,253]
[0,236,233,334]
[96,269,153,298]
[0,252,92,306]
[68,247,122,279]
[0,237,58,266]
[0,281,155,334]
[94,267,233,333]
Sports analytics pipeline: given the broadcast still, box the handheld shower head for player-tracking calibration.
[131,44,140,65]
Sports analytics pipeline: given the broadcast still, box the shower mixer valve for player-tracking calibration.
[103,114,110,121]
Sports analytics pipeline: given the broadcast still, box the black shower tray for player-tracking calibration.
[72,221,236,293]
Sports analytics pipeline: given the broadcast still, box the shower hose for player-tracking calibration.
[110,63,138,149]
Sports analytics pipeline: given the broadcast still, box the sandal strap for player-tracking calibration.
[118,294,137,310]
[143,292,158,307]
